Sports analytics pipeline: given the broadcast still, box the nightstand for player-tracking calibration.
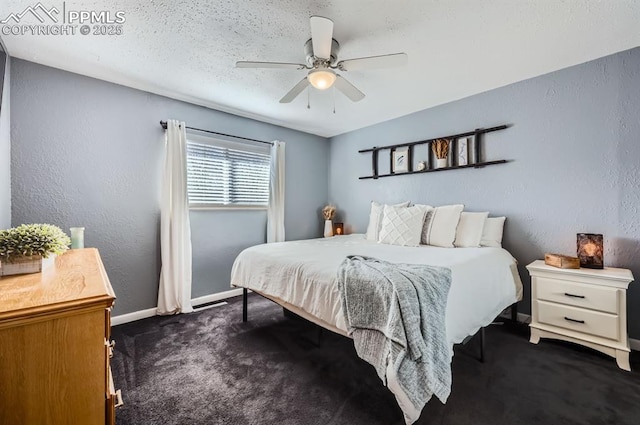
[527,260,634,371]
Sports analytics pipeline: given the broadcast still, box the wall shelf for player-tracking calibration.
[359,125,509,180]
[358,160,508,180]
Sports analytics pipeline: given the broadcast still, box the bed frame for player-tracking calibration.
[241,288,488,362]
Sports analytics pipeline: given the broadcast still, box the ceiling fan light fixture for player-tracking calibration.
[308,69,336,90]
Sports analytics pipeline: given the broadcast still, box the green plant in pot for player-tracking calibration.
[0,224,71,276]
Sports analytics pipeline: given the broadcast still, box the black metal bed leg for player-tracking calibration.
[511,302,518,322]
[479,327,485,363]
[242,288,248,322]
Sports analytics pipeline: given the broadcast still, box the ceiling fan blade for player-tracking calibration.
[310,16,334,59]
[334,75,365,102]
[279,77,309,103]
[337,53,408,71]
[236,61,307,69]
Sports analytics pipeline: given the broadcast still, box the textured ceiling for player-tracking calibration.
[1,0,639,137]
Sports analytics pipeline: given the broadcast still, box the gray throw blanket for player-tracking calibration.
[338,255,452,421]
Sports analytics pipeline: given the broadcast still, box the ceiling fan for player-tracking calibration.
[236,16,408,104]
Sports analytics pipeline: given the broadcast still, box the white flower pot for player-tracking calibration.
[436,158,448,168]
[0,254,56,276]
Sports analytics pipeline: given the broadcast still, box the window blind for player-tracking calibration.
[186,139,270,207]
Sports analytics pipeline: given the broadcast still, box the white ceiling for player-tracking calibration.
[1,1,639,137]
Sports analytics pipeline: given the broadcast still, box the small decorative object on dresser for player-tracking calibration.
[333,222,344,235]
[70,226,85,249]
[0,224,71,276]
[322,205,336,237]
[527,260,634,371]
[577,233,604,269]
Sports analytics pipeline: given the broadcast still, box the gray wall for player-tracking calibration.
[11,59,329,315]
[328,47,640,339]
[0,53,9,229]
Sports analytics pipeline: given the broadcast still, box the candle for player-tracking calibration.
[70,227,85,249]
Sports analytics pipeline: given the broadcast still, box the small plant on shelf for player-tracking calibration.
[432,139,450,168]
[0,224,70,276]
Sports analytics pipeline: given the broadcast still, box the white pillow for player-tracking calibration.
[365,201,410,241]
[421,204,464,248]
[378,205,426,247]
[481,217,506,247]
[454,212,489,247]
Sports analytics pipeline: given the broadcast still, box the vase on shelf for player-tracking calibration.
[436,158,448,168]
[324,220,334,238]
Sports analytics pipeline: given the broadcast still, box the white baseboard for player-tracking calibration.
[190,288,244,306]
[111,287,244,326]
[111,306,157,326]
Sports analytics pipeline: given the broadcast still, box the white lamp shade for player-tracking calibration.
[308,69,336,90]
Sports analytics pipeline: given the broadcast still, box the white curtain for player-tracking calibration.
[267,141,285,243]
[157,120,193,315]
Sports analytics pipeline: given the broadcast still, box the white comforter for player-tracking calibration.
[231,234,523,345]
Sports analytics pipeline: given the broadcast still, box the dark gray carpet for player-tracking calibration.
[111,294,640,425]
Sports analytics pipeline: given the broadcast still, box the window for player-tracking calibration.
[186,135,271,208]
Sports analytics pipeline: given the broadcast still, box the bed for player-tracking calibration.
[230,234,523,423]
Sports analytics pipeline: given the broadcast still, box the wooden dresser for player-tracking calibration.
[527,260,634,371]
[0,248,120,424]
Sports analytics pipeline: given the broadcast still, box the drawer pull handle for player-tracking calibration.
[564,293,585,299]
[564,316,585,324]
[114,389,124,408]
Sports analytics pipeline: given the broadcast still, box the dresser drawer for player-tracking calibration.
[536,300,619,340]
[536,277,618,314]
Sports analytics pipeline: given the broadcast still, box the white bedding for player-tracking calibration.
[231,234,523,346]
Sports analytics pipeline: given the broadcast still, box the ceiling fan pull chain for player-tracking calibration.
[333,86,336,114]
[307,86,310,109]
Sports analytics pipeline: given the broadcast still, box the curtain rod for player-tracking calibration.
[159,121,273,146]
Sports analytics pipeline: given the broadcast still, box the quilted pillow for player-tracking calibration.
[421,204,464,248]
[378,205,427,247]
[365,201,410,241]
[454,212,489,247]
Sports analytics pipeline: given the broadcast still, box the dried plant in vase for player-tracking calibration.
[432,138,450,168]
[322,205,336,221]
[322,205,336,237]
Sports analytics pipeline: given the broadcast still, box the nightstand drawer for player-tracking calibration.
[536,277,618,314]
[536,300,619,340]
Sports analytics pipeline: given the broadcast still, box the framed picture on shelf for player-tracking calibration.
[392,147,409,173]
[457,137,469,166]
